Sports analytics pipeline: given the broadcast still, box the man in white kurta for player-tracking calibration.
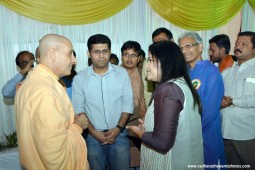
[221,31,255,168]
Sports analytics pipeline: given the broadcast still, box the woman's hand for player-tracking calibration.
[126,118,145,139]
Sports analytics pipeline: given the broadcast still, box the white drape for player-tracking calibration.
[0,0,254,141]
[242,0,255,32]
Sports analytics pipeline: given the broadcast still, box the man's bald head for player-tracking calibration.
[39,34,70,59]
[38,34,76,77]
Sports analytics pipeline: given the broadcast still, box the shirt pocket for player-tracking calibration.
[243,77,255,95]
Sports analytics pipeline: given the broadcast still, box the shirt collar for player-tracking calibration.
[244,57,255,66]
[88,63,116,76]
[235,57,255,67]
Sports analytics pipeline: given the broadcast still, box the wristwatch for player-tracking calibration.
[230,99,235,106]
[116,125,125,133]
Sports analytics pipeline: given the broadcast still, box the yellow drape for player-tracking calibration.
[147,0,246,31]
[0,0,254,30]
[249,0,255,10]
[0,0,132,25]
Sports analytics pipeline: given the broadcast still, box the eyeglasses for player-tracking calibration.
[90,49,110,56]
[122,53,138,59]
[180,43,199,51]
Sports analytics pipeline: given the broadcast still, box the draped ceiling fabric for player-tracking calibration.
[0,0,254,30]
[147,0,246,31]
[0,0,132,24]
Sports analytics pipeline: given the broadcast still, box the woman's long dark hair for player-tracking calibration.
[148,41,201,113]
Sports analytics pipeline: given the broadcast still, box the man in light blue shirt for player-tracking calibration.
[72,34,134,170]
[2,51,35,98]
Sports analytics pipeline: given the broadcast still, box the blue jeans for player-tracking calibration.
[85,129,130,170]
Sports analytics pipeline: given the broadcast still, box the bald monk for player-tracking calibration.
[15,34,89,170]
